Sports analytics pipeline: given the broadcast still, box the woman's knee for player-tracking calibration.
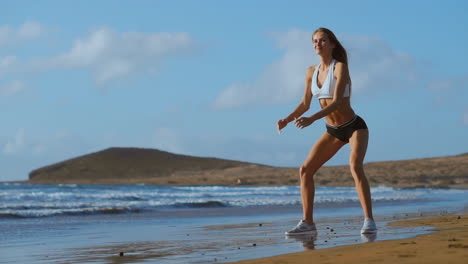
[349,161,364,175]
[299,165,315,183]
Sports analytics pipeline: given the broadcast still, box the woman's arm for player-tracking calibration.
[277,66,314,132]
[285,66,314,122]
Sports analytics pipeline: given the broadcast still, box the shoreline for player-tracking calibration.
[228,214,468,264]
[3,181,468,190]
[2,200,467,263]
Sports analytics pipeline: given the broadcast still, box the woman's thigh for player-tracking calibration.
[302,132,347,173]
[348,129,369,166]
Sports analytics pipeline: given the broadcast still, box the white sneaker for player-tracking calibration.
[285,220,317,236]
[361,218,377,234]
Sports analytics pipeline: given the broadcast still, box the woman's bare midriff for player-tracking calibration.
[319,98,356,126]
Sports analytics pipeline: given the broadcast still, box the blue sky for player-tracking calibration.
[1,0,467,182]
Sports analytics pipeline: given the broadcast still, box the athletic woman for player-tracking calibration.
[277,28,377,235]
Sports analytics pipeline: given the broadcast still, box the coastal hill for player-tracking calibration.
[28,147,468,188]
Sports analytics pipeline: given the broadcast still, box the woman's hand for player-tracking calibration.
[294,116,315,129]
[277,119,288,134]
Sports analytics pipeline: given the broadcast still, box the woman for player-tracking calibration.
[277,28,376,235]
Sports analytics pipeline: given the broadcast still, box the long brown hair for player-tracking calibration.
[313,28,348,65]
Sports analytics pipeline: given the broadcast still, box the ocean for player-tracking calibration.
[2,183,467,218]
[1,183,467,263]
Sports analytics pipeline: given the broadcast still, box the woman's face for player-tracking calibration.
[313,32,335,56]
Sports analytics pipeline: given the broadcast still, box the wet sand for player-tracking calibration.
[230,214,468,264]
[5,211,463,264]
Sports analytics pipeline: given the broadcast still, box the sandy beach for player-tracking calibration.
[230,214,468,264]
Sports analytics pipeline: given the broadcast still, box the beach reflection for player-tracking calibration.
[285,233,317,250]
[361,232,378,242]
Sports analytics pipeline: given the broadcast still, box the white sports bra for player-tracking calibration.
[311,59,350,99]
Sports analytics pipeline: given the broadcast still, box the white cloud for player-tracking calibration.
[0,26,11,45]
[0,56,18,76]
[0,80,26,97]
[214,29,315,109]
[152,127,187,154]
[426,75,468,117]
[214,29,419,109]
[32,144,47,155]
[1,129,94,160]
[17,21,45,39]
[0,21,46,46]
[343,34,418,94]
[427,75,468,92]
[0,26,196,87]
[43,27,196,85]
[3,128,26,154]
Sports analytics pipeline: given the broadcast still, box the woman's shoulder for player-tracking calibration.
[333,61,350,81]
[307,65,317,74]
[334,61,348,70]
[306,65,316,79]
[333,61,350,74]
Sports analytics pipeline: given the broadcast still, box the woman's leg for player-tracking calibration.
[348,129,373,219]
[300,132,346,223]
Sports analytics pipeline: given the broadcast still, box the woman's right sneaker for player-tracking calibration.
[361,218,377,234]
[285,220,317,236]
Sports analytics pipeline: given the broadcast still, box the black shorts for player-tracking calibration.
[326,115,368,143]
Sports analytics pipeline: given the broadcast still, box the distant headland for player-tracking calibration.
[28,147,468,188]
